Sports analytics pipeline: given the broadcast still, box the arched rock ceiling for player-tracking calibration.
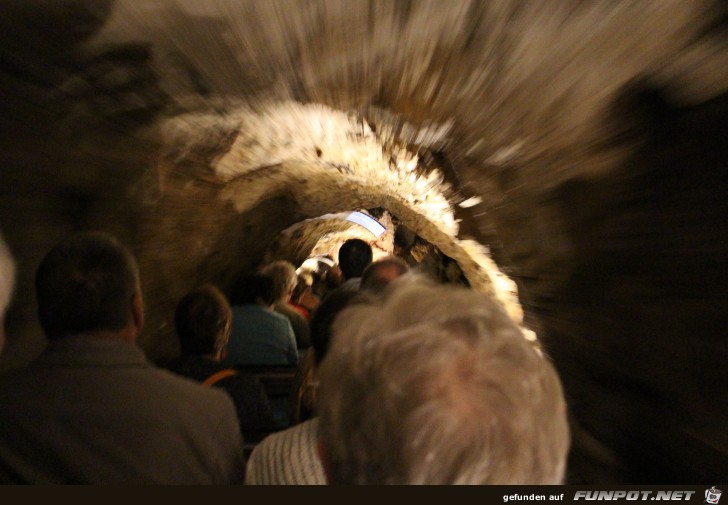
[1,0,727,484]
[163,102,522,316]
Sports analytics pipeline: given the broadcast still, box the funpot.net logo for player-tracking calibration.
[573,491,696,501]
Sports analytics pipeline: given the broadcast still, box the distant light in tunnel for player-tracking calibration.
[299,210,387,239]
[345,211,386,238]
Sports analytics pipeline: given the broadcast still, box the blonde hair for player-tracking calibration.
[259,260,298,301]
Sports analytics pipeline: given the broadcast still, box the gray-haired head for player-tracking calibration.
[318,275,570,484]
[259,260,298,302]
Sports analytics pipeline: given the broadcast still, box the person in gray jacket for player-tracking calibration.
[0,231,245,484]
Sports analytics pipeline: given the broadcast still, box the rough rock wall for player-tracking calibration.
[0,0,727,483]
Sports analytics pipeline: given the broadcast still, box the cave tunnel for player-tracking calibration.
[1,0,727,484]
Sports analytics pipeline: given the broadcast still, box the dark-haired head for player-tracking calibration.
[174,285,231,357]
[337,239,373,280]
[35,231,141,340]
[230,274,276,307]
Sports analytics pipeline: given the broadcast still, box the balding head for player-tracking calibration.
[360,256,409,294]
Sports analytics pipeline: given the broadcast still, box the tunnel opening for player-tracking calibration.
[261,207,472,290]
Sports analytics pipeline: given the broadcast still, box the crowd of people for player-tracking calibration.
[0,229,570,484]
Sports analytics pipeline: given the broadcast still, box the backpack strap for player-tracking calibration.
[202,368,238,387]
